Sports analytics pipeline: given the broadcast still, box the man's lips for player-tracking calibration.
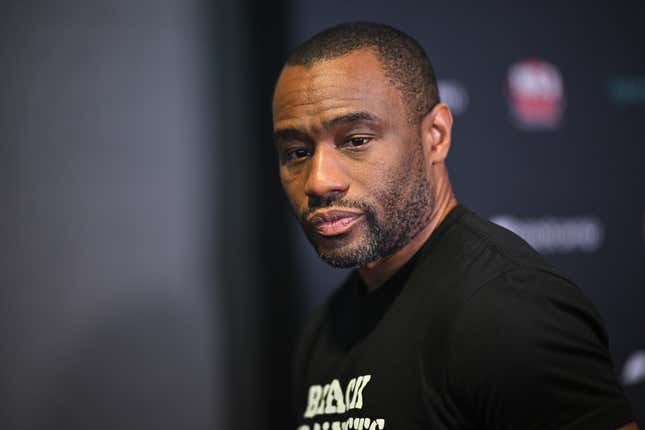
[307,209,365,237]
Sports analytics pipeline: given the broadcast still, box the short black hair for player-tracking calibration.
[286,22,440,123]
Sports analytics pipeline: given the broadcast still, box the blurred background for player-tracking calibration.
[1,0,643,429]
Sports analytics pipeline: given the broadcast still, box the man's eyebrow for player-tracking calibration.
[273,128,309,145]
[323,111,380,129]
[273,111,381,145]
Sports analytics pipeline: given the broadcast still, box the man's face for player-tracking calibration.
[272,49,434,268]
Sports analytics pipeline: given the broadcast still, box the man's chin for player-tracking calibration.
[318,253,361,268]
[304,221,379,268]
[315,240,378,268]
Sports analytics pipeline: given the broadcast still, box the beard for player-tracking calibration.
[298,142,434,268]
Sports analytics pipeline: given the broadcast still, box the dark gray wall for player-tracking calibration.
[213,0,301,427]
[1,1,220,429]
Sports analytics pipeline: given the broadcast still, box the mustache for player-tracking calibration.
[300,197,374,223]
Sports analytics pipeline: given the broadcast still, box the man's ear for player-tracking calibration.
[420,103,453,164]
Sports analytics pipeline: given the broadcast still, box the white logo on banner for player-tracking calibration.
[490,215,604,253]
[622,350,645,386]
[438,79,469,116]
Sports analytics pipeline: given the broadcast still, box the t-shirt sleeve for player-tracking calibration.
[446,268,634,429]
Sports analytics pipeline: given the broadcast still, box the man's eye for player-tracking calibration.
[345,137,371,147]
[286,148,310,160]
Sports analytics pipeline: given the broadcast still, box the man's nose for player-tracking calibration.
[304,145,349,199]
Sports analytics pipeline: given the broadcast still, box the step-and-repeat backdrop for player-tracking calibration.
[288,1,645,420]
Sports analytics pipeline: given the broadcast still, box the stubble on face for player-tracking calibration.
[300,136,434,268]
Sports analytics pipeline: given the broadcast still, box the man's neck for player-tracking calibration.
[358,190,457,292]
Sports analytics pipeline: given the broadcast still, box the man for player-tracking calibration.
[272,22,636,429]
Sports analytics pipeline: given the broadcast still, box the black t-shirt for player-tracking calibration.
[293,205,634,429]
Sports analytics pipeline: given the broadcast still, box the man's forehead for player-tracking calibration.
[273,82,376,127]
[272,50,400,127]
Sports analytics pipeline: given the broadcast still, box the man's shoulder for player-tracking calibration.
[417,210,634,428]
[450,206,551,270]
[409,206,594,334]
[414,208,608,356]
[413,206,570,295]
